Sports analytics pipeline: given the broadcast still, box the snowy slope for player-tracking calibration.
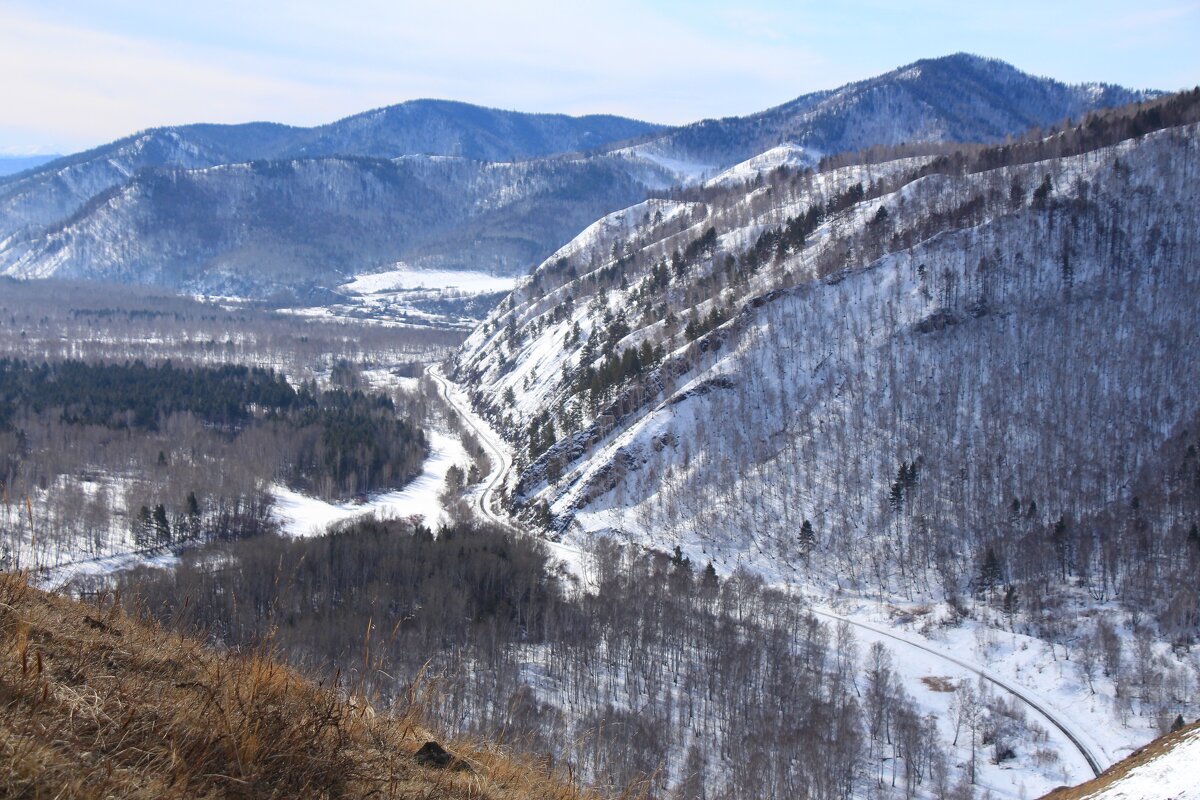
[1043,722,1200,800]
[703,144,818,188]
[457,121,1200,564]
[0,127,293,241]
[452,114,1200,775]
[0,55,1151,300]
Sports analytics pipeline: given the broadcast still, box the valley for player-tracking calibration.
[432,356,1124,797]
[2,51,1197,800]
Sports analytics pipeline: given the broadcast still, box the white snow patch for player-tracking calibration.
[613,145,716,184]
[705,144,816,188]
[341,267,516,296]
[271,430,470,536]
[35,550,181,591]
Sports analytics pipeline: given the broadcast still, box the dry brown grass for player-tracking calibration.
[0,572,620,800]
[919,676,958,693]
[1040,720,1200,800]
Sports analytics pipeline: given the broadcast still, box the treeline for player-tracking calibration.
[288,388,428,499]
[116,520,1034,799]
[0,359,303,431]
[0,359,426,498]
[122,519,551,673]
[478,178,867,465]
[571,325,667,421]
[641,87,1200,245]
[737,180,865,278]
[812,87,1200,179]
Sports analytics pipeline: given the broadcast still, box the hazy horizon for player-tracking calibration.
[2,0,1197,155]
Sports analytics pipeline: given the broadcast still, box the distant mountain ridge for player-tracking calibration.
[0,104,661,242]
[1,101,659,193]
[619,53,1156,176]
[0,54,1160,300]
[289,99,665,161]
[0,153,678,302]
[0,154,61,178]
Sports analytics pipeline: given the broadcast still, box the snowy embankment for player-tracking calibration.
[428,365,511,525]
[810,603,1104,797]
[1086,724,1200,800]
[428,365,591,578]
[272,430,470,536]
[814,594,1195,773]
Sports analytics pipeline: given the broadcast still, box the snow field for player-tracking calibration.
[271,430,471,536]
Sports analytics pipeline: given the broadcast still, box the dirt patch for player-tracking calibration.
[920,675,959,693]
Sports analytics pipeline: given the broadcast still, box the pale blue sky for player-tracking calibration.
[2,0,1197,154]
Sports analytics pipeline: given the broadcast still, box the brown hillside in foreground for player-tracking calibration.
[1040,720,1200,800]
[0,572,604,800]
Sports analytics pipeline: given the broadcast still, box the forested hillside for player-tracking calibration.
[454,89,1200,675]
[121,516,1061,799]
[4,50,1194,800]
[0,103,659,241]
[0,154,678,300]
[0,571,595,800]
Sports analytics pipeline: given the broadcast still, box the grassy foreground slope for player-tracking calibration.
[0,572,600,800]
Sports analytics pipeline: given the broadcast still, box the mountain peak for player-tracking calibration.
[0,54,1163,300]
[626,54,1153,173]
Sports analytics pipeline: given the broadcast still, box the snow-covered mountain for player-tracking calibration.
[0,55,1153,301]
[0,124,307,241]
[0,104,660,244]
[452,91,1200,638]
[619,53,1156,180]
[285,99,664,161]
[0,106,662,251]
[0,154,678,301]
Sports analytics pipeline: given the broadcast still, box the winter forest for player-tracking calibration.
[2,52,1199,800]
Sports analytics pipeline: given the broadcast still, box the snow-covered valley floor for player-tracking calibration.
[32,427,472,590]
[272,429,469,536]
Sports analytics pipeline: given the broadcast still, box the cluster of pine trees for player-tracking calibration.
[0,359,304,431]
